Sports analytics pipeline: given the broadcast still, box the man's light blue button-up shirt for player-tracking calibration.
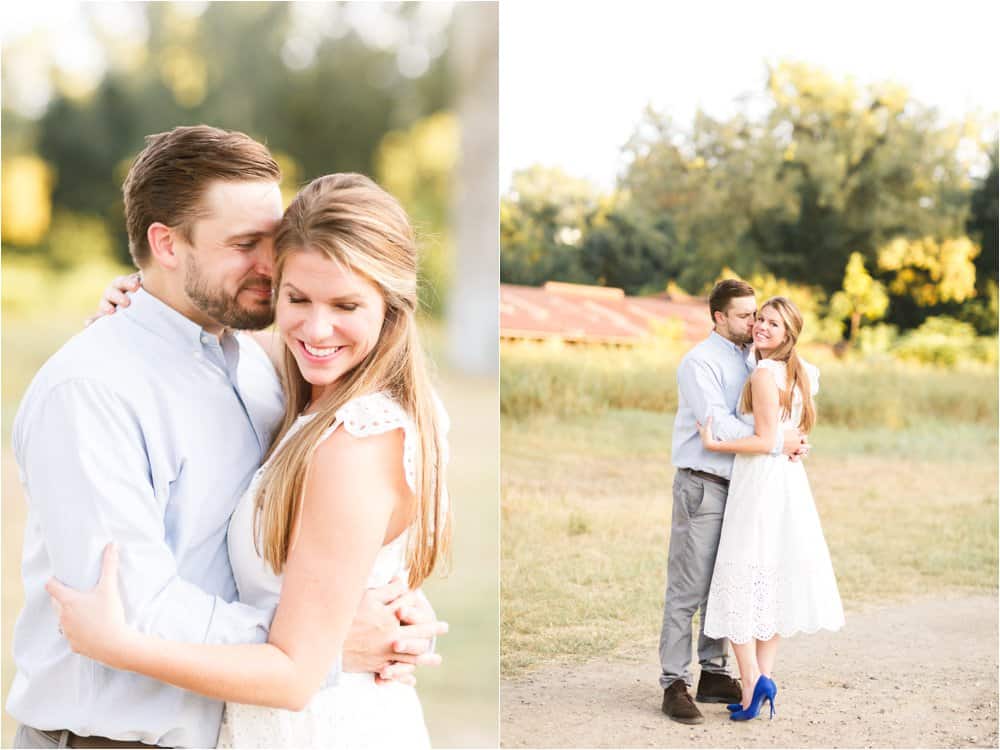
[7,289,286,748]
[671,331,759,480]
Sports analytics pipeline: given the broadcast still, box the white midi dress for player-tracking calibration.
[703,358,845,644]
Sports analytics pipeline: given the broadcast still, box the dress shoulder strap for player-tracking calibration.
[319,392,417,492]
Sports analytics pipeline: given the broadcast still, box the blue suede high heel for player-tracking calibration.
[729,676,776,721]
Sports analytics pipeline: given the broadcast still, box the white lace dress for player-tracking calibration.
[703,358,845,644]
[217,392,432,749]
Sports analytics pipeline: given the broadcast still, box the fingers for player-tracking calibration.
[392,622,448,661]
[106,285,131,309]
[392,638,432,657]
[394,595,432,625]
[387,650,442,667]
[369,576,409,605]
[44,577,73,605]
[113,273,141,294]
[378,662,417,681]
[98,543,119,590]
[376,672,417,687]
[397,621,449,642]
[412,652,442,667]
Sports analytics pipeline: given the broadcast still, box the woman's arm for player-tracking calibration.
[697,367,781,456]
[50,427,411,710]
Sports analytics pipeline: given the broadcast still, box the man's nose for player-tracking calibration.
[253,244,275,278]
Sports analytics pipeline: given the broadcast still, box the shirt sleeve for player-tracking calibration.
[678,357,755,442]
[20,379,271,646]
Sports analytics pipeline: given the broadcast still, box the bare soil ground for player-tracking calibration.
[501,593,998,748]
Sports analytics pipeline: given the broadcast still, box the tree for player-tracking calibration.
[877,236,979,306]
[500,165,603,286]
[8,3,456,269]
[618,62,984,296]
[375,112,459,314]
[620,107,795,291]
[967,141,998,291]
[578,206,676,294]
[829,252,889,343]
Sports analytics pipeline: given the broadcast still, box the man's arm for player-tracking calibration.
[22,379,271,645]
[679,358,755,442]
[680,358,797,456]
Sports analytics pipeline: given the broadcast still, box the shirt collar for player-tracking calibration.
[709,330,749,357]
[123,288,232,352]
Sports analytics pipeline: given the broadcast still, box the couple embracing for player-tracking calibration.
[9,125,451,748]
[659,279,845,724]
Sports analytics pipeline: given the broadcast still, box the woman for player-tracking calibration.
[697,296,844,721]
[47,173,450,748]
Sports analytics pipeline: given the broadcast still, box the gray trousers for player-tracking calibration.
[658,468,731,688]
[14,726,166,749]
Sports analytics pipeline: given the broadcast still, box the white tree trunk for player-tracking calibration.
[447,2,499,375]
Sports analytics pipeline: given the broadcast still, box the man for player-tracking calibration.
[658,279,806,725]
[8,125,443,749]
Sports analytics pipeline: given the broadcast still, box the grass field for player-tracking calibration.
[1,317,498,748]
[500,343,999,678]
[500,340,999,427]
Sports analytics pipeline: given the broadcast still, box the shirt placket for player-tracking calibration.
[199,332,267,459]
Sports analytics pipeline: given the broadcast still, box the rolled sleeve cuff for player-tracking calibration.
[769,430,784,457]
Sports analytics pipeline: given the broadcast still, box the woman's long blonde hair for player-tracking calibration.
[740,296,816,433]
[254,173,449,588]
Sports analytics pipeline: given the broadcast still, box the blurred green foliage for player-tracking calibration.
[894,316,998,367]
[500,62,999,344]
[2,2,460,317]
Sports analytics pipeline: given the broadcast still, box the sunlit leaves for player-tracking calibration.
[878,236,980,305]
[829,252,889,341]
[375,111,459,314]
[1,155,55,246]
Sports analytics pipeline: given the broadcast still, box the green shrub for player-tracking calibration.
[894,316,996,367]
[856,323,899,357]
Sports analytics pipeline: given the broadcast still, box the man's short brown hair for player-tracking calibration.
[708,279,756,320]
[122,125,281,267]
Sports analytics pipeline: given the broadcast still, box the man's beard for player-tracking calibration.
[184,255,274,330]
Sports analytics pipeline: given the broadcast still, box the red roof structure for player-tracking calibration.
[500,282,713,345]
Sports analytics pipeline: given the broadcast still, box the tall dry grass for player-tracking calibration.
[500,341,998,427]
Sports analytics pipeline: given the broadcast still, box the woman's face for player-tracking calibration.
[275,248,386,404]
[752,305,787,356]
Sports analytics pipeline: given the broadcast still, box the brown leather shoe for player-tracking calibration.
[661,679,704,724]
[695,671,742,703]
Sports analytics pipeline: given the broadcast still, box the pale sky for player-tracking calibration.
[500,0,1000,191]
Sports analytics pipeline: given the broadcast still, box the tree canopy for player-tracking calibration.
[501,61,998,338]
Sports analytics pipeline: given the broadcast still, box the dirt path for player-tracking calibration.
[501,594,998,748]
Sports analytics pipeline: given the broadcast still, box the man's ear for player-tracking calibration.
[711,310,724,327]
[147,222,181,270]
